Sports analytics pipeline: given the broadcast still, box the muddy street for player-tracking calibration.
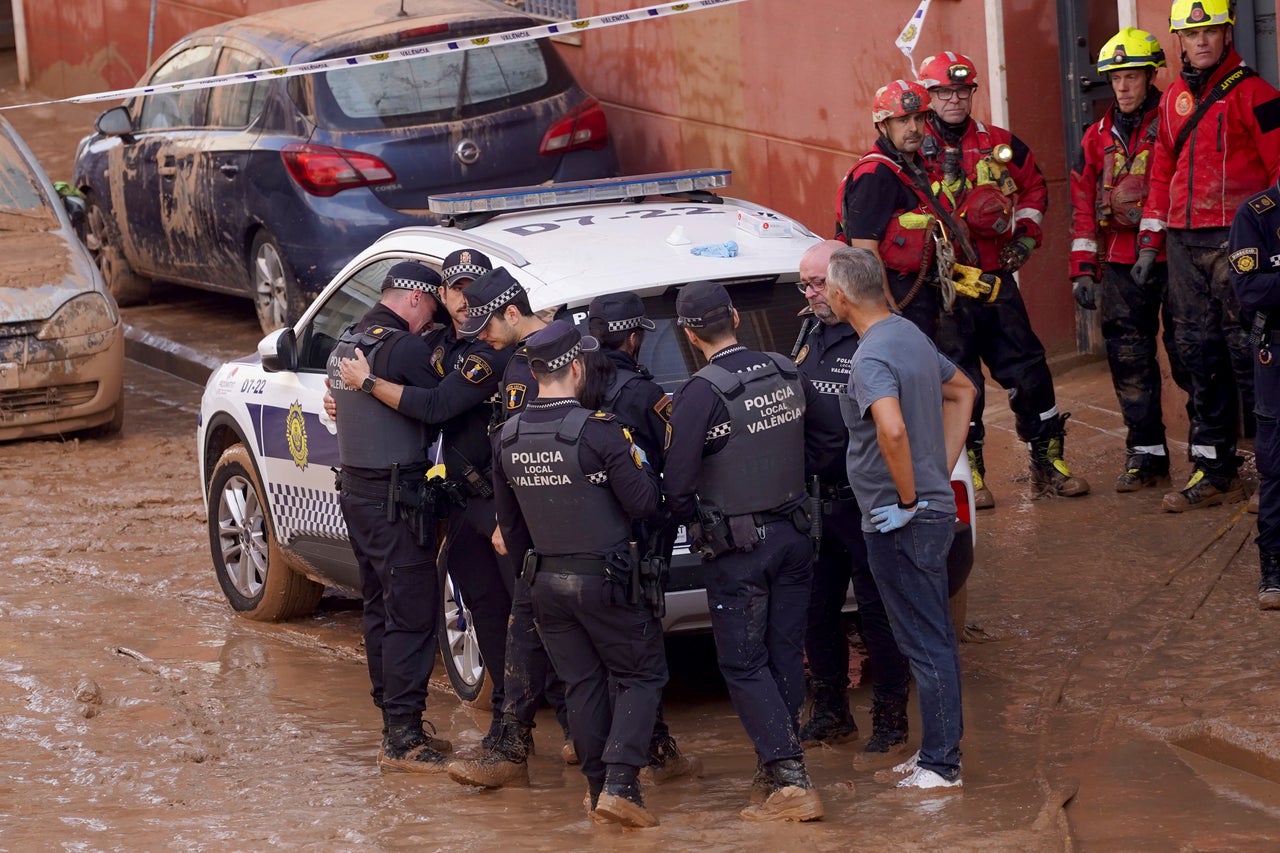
[0,357,1279,849]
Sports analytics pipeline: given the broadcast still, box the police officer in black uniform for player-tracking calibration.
[336,249,516,746]
[325,261,453,773]
[664,281,824,823]
[1228,187,1280,610]
[794,240,913,758]
[493,320,667,827]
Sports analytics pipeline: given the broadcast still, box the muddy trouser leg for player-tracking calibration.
[340,489,438,722]
[707,522,813,763]
[1157,262,1195,428]
[501,573,556,728]
[442,496,512,718]
[1166,231,1239,477]
[1099,261,1168,449]
[936,298,986,447]
[973,271,1058,442]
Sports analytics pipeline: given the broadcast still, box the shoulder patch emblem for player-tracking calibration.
[1175,90,1194,117]
[653,394,673,423]
[1250,195,1277,214]
[286,401,308,471]
[795,344,810,365]
[461,354,493,384]
[506,383,526,410]
[591,410,616,421]
[431,346,446,376]
[1230,247,1260,274]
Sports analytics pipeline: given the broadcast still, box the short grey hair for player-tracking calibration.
[827,246,885,307]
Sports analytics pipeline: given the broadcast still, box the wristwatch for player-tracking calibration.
[361,374,377,394]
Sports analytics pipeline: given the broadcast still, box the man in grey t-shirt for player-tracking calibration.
[825,246,977,790]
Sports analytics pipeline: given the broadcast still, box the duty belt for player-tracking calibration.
[339,473,394,501]
[820,481,857,502]
[535,555,608,575]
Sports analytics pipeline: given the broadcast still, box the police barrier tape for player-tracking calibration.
[0,0,747,112]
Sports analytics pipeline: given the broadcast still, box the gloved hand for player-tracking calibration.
[999,236,1036,273]
[1131,248,1158,285]
[1071,276,1096,310]
[869,499,929,533]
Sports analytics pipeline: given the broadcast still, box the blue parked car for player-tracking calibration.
[72,0,620,333]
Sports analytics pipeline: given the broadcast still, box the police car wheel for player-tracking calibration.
[208,444,323,621]
[438,563,490,704]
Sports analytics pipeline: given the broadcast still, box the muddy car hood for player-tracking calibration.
[0,229,102,324]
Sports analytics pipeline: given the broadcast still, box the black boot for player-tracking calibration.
[639,732,703,785]
[596,765,658,827]
[446,716,532,788]
[480,714,503,751]
[740,759,823,822]
[1162,465,1245,512]
[1028,414,1090,498]
[798,682,857,746]
[863,697,909,754]
[1260,551,1280,611]
[1115,450,1170,492]
[378,721,449,774]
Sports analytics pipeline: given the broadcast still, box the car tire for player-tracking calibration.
[250,230,297,335]
[438,561,490,704]
[208,443,323,621]
[86,202,150,306]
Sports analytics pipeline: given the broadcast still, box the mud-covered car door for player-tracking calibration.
[197,45,272,291]
[123,43,217,281]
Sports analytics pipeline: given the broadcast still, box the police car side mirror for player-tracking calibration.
[259,327,297,372]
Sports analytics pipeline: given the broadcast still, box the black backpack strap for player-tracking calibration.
[1172,66,1257,162]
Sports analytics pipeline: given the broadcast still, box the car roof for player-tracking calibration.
[181,0,532,63]
[361,196,821,310]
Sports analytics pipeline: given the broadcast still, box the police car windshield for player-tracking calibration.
[562,278,807,393]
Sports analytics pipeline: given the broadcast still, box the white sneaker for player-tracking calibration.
[895,766,962,790]
[891,751,920,775]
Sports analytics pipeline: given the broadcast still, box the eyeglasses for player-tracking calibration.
[796,277,827,294]
[933,87,973,102]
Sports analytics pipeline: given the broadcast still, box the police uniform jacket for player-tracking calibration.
[664,344,817,522]
[601,348,672,474]
[1229,184,1280,417]
[327,304,440,480]
[494,398,661,560]
[796,320,859,486]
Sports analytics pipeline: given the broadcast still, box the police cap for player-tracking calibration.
[460,267,526,337]
[441,248,494,287]
[525,319,599,372]
[675,280,734,328]
[589,292,657,333]
[381,260,442,293]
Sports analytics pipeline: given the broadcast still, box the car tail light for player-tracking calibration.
[540,97,610,155]
[281,143,395,197]
[951,479,971,527]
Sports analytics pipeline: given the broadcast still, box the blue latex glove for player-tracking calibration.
[870,500,929,533]
[691,240,739,258]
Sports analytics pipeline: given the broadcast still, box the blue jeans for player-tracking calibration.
[863,509,963,779]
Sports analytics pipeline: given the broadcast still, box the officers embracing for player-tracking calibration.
[492,320,668,828]
[1228,186,1280,611]
[326,261,454,772]
[664,281,824,822]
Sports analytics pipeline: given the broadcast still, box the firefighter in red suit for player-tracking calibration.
[916,51,1089,508]
[1138,0,1280,512]
[1070,28,1191,492]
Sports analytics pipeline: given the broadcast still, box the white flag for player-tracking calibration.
[894,0,933,77]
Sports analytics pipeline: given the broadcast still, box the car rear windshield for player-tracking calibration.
[312,39,570,130]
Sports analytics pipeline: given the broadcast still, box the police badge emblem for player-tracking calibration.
[507,383,527,410]
[1230,247,1259,274]
[795,344,810,365]
[286,401,309,470]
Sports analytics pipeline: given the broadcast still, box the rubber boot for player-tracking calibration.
[969,446,995,510]
[1161,466,1245,512]
[378,722,450,774]
[595,765,659,828]
[1028,414,1090,498]
[446,716,532,788]
[1115,450,1171,492]
[798,682,857,746]
[739,759,824,822]
[639,733,703,785]
[863,697,909,755]
[1260,551,1280,611]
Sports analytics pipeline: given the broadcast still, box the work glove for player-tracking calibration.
[870,500,929,533]
[999,236,1036,273]
[1071,276,1096,310]
[1131,248,1158,285]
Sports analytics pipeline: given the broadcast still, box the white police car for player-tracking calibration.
[197,170,976,701]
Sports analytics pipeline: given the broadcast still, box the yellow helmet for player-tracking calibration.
[1169,0,1233,31]
[1098,28,1167,73]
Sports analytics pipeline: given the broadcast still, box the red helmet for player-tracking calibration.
[958,185,1013,237]
[918,52,979,89]
[872,79,932,123]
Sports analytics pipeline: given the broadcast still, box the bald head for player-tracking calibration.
[799,239,848,324]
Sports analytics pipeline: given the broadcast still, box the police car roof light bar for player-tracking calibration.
[427,169,732,218]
